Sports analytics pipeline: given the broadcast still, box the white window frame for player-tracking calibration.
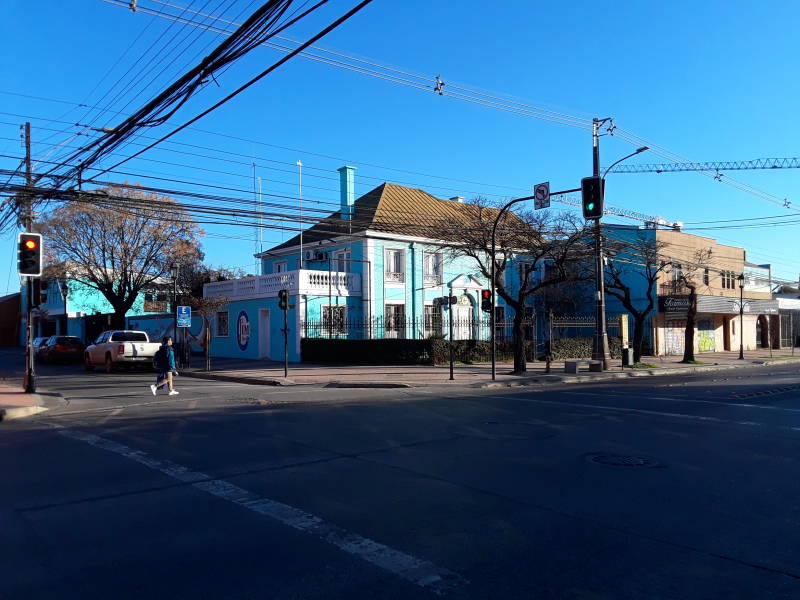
[384,248,405,283]
[334,250,351,273]
[424,304,443,337]
[216,311,229,337]
[274,261,288,273]
[384,303,406,338]
[423,251,443,286]
[321,305,347,336]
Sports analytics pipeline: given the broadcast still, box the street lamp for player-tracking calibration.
[58,279,69,335]
[738,273,745,360]
[591,142,649,370]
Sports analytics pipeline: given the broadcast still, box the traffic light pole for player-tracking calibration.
[591,118,612,371]
[448,294,455,381]
[23,122,35,393]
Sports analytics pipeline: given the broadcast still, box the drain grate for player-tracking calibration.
[587,453,661,468]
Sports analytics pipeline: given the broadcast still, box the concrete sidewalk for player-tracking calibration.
[0,379,65,421]
[180,349,800,389]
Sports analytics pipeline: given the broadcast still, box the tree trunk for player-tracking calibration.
[682,292,697,362]
[632,316,645,363]
[110,308,127,330]
[511,311,527,374]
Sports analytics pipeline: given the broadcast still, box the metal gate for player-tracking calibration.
[664,320,685,355]
[780,313,794,348]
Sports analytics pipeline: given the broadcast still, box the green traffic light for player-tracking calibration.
[586,202,594,211]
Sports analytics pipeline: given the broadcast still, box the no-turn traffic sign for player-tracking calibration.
[534,181,550,210]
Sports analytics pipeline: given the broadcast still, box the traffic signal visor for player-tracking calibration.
[581,176,604,220]
[17,232,42,277]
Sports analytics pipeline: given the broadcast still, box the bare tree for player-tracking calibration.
[178,260,243,370]
[671,248,713,363]
[439,201,591,374]
[40,185,201,329]
[604,232,670,363]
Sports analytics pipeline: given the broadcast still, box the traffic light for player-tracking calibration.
[481,289,493,313]
[278,289,288,310]
[17,232,42,276]
[581,176,604,220]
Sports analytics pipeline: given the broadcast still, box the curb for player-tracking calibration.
[182,371,295,386]
[0,405,49,421]
[325,381,411,389]
[757,357,800,366]
[0,392,67,422]
[477,362,759,388]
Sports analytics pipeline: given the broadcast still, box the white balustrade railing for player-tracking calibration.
[204,269,361,301]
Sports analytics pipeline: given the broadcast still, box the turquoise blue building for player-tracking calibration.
[203,166,543,362]
[19,276,176,346]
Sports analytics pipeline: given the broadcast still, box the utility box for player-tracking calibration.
[622,347,634,367]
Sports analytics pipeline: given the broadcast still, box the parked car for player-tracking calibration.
[84,330,162,373]
[32,337,49,361]
[40,336,85,363]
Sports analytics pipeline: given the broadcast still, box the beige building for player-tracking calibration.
[652,230,778,356]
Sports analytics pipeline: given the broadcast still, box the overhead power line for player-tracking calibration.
[108,0,798,215]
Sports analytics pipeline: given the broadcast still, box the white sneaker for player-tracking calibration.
[149,384,157,396]
[169,390,179,396]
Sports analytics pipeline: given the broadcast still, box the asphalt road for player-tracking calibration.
[2,352,800,599]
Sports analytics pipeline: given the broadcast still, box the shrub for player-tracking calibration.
[545,337,622,360]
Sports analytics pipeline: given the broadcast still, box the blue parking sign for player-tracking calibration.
[177,306,191,328]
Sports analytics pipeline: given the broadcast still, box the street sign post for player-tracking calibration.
[177,306,191,327]
[534,181,550,210]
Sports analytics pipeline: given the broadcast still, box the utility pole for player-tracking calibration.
[22,122,36,393]
[297,160,303,269]
[172,263,179,367]
[592,118,611,370]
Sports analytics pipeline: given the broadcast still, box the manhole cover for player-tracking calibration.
[587,453,661,468]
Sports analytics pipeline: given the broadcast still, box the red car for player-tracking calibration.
[40,336,85,363]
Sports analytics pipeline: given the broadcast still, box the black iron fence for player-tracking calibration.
[301,317,534,343]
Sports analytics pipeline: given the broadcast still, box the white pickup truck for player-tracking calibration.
[84,330,162,373]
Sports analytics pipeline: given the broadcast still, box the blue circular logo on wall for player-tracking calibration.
[236,310,250,351]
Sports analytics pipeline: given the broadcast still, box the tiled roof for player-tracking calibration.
[265,183,503,253]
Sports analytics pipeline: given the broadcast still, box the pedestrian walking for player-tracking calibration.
[149,336,179,396]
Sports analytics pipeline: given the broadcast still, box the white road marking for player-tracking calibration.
[48,398,183,416]
[564,391,800,412]
[483,395,800,432]
[97,407,124,425]
[57,429,466,594]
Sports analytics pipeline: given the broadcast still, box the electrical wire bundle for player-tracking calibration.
[50,0,321,184]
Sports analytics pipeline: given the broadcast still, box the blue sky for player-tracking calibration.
[2,0,799,295]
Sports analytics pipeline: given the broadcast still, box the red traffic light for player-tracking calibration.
[24,239,37,250]
[481,289,491,300]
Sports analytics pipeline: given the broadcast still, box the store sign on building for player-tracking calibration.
[659,295,691,317]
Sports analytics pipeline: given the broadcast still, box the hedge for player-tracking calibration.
[301,338,538,365]
[545,337,622,360]
[301,339,433,364]
[301,337,621,364]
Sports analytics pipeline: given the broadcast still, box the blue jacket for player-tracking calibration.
[157,344,177,372]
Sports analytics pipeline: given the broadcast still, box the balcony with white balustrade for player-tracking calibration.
[203,270,361,301]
